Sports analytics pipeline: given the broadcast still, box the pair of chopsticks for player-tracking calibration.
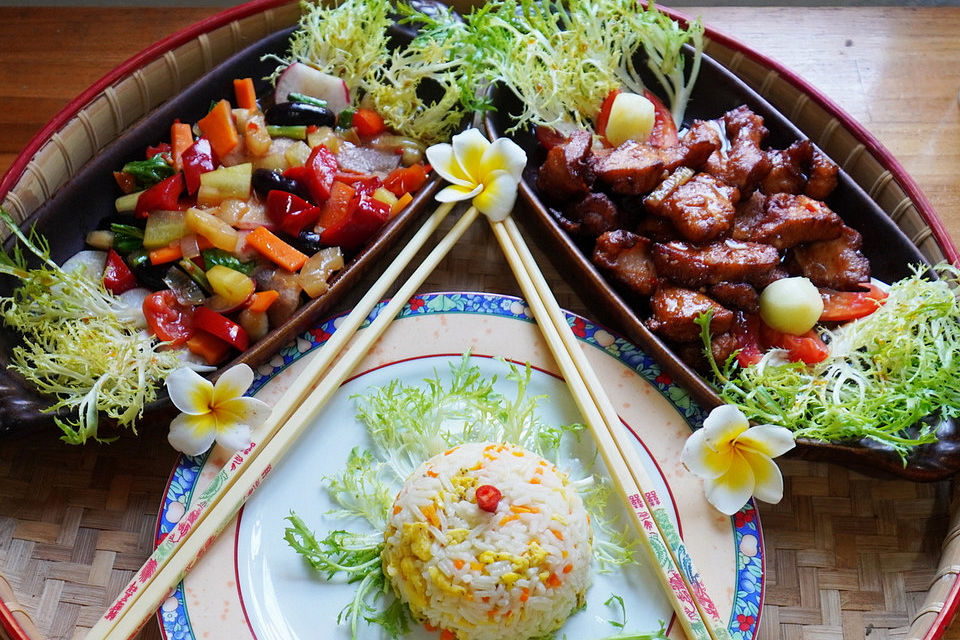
[92,170,729,639]
[489,215,731,640]
[87,201,479,639]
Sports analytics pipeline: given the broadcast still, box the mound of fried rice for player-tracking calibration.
[381,441,593,640]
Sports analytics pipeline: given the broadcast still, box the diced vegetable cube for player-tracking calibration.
[185,207,239,252]
[197,163,253,205]
[206,265,256,307]
[143,210,187,250]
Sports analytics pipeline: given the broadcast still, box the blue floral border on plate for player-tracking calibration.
[156,291,764,639]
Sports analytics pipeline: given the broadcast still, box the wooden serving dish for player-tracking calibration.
[484,14,960,482]
[0,1,442,438]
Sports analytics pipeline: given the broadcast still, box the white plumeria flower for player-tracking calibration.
[165,364,271,456]
[425,128,527,221]
[681,404,795,515]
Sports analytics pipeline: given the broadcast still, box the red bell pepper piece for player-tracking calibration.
[135,173,184,218]
[193,306,249,351]
[304,145,339,204]
[643,89,679,148]
[266,190,322,237]
[146,142,172,159]
[181,138,217,195]
[819,282,888,322]
[320,190,390,251]
[349,175,383,197]
[102,249,138,295]
[383,164,428,197]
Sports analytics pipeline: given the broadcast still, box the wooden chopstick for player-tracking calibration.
[490,216,731,640]
[88,203,478,640]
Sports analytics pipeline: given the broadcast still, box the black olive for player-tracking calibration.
[127,251,170,290]
[252,169,311,201]
[288,230,326,256]
[265,102,336,128]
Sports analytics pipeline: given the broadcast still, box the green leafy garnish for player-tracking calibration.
[701,264,960,459]
[201,248,256,276]
[325,447,393,530]
[0,209,191,443]
[266,0,476,145]
[462,0,704,134]
[283,513,406,638]
[120,154,175,188]
[109,223,144,254]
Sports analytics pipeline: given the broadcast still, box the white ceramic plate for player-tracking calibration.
[155,292,764,639]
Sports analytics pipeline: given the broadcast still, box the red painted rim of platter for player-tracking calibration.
[0,2,956,639]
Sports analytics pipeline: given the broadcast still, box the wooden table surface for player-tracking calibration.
[0,5,958,640]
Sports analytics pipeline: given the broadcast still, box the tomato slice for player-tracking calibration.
[760,321,830,365]
[143,290,194,345]
[594,88,621,139]
[732,312,764,368]
[819,282,888,322]
[642,89,679,148]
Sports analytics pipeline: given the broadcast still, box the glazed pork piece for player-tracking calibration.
[652,239,780,288]
[533,104,870,367]
[787,225,871,290]
[645,172,740,243]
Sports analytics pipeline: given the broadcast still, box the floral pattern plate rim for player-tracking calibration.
[154,291,764,639]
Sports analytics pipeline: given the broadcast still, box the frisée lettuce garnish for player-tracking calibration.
[265,0,480,145]
[0,210,201,444]
[700,264,960,460]
[460,0,704,134]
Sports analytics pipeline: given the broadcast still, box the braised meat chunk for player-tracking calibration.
[705,137,771,194]
[788,225,870,290]
[724,105,769,146]
[761,139,840,200]
[646,286,734,342]
[593,141,665,195]
[652,239,780,288]
[732,192,843,249]
[646,172,740,243]
[536,129,594,203]
[593,230,659,296]
[805,147,840,200]
[659,120,723,172]
[558,192,625,237]
[708,282,760,314]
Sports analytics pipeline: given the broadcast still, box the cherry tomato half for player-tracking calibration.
[143,290,195,345]
[475,484,502,513]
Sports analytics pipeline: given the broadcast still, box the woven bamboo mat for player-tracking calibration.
[0,212,954,639]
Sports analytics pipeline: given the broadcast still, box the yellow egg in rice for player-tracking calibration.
[382,442,593,640]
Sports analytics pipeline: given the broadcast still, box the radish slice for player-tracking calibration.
[275,63,350,114]
[62,250,107,280]
[117,287,151,329]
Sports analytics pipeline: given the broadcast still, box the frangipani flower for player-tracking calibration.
[166,364,271,456]
[425,128,527,221]
[681,404,795,515]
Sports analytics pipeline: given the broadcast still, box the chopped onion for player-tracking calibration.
[163,266,206,306]
[180,233,201,260]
